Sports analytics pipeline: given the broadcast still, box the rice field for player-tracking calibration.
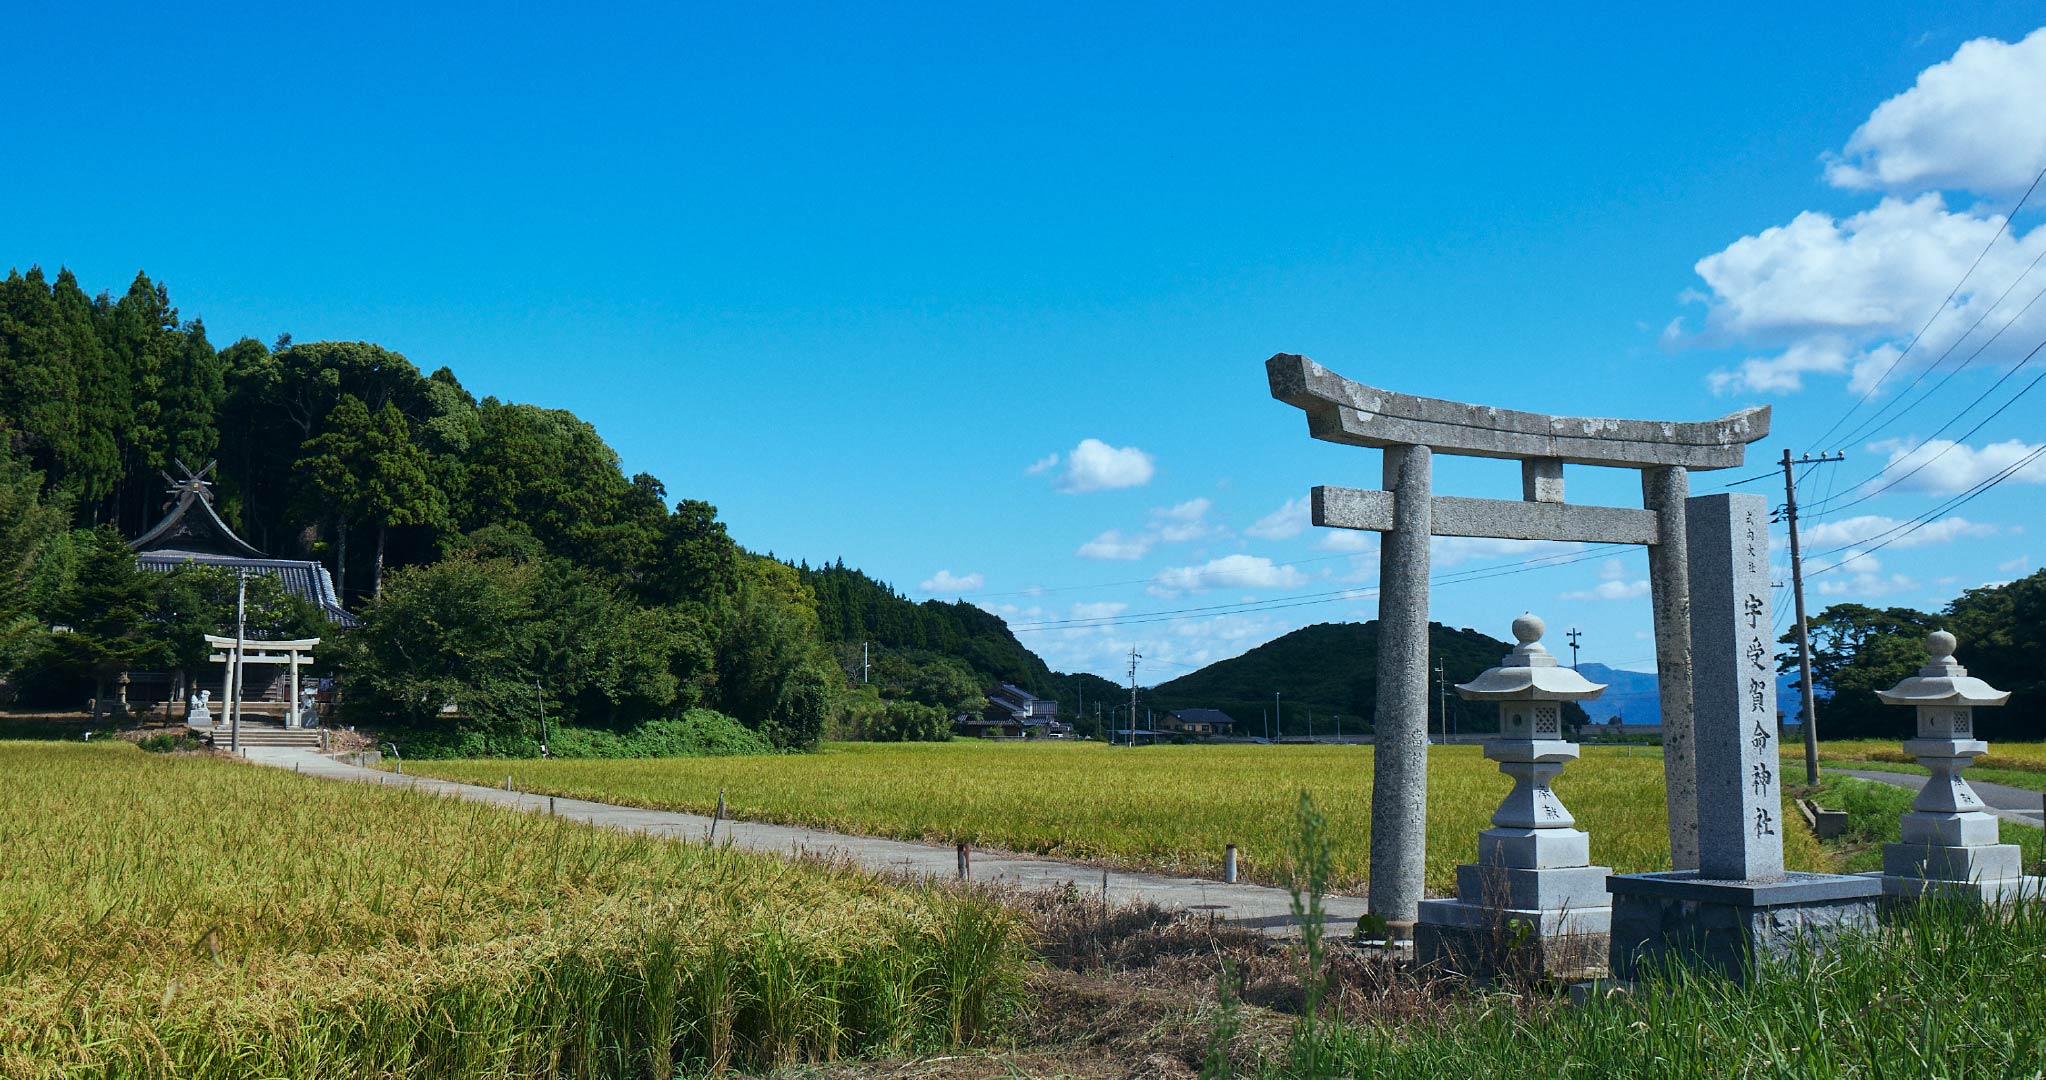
[404,741,1833,892]
[1791,737,2046,774]
[1781,739,2046,794]
[0,742,1028,1079]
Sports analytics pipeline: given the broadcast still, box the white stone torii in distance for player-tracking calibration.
[204,634,323,730]
[1266,353,1771,922]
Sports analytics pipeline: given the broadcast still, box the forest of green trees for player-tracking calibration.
[0,268,1106,753]
[1783,568,2046,742]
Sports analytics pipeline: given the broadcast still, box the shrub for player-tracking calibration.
[392,708,772,760]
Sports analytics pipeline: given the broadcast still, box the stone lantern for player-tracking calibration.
[1415,613,1611,978]
[1870,629,2040,904]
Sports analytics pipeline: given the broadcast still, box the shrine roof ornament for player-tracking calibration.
[1876,630,2011,708]
[1267,354,1770,471]
[129,458,265,560]
[1454,614,1609,701]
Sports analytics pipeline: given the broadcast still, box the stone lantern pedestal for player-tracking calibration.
[1415,615,1612,979]
[1866,631,2041,906]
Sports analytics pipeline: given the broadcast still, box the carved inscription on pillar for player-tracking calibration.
[1687,493,1786,882]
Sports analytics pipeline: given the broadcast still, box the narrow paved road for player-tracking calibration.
[243,748,1372,938]
[1835,768,2046,827]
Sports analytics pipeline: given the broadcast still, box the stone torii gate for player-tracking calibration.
[1266,354,1770,921]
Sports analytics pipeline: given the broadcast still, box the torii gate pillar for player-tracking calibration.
[1371,443,1433,920]
[1268,354,1768,920]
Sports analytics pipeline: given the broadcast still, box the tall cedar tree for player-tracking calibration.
[292,394,376,605]
[45,527,166,715]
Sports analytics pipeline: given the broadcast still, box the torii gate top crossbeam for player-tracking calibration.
[1268,354,1769,471]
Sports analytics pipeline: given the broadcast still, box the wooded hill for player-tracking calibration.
[0,268,1114,750]
[1146,621,1591,736]
[801,560,1124,736]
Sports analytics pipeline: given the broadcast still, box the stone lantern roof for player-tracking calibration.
[1875,631,2010,708]
[1455,614,1607,701]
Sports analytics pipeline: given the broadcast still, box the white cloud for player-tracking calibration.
[1068,601,1127,620]
[1025,452,1060,475]
[1076,498,1222,560]
[1051,438,1155,493]
[1826,29,2046,197]
[1153,554,1309,594]
[1800,513,1999,550]
[1674,32,2046,396]
[1597,557,1628,581]
[918,569,983,594]
[1150,498,1219,542]
[1560,579,1651,601]
[1999,555,2031,573]
[1246,496,1310,540]
[1684,195,2046,394]
[1867,438,2046,495]
[1076,528,1153,561]
[1316,530,1377,554]
[1813,549,1919,598]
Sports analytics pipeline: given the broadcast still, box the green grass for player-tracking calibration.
[1805,774,2046,874]
[402,741,1833,893]
[0,742,1028,1079]
[1263,773,2046,1077]
[1300,899,2046,1077]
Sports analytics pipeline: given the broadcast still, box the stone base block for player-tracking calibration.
[1901,811,2001,847]
[1882,841,2021,882]
[1454,863,1611,912]
[1415,899,1610,981]
[1606,871,1880,983]
[1860,870,2046,906]
[1478,827,1590,869]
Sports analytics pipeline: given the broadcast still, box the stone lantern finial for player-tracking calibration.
[1867,628,2037,905]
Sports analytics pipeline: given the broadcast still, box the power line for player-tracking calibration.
[1009,544,1628,633]
[1806,163,2046,451]
[1832,246,2046,450]
[1805,335,2046,517]
[1009,546,1620,631]
[1807,442,2046,576]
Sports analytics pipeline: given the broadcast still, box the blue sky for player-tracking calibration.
[7,3,2045,682]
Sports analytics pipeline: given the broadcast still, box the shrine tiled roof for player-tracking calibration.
[130,463,356,627]
[136,551,358,627]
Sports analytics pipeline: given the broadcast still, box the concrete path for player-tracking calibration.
[1836,768,2046,828]
[243,748,1372,937]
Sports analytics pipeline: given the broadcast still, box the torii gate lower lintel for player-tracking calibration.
[1267,353,1771,921]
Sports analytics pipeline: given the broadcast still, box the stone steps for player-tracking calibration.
[207,726,324,749]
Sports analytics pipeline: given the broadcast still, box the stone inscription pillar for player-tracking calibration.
[1686,492,1784,881]
[1371,443,1433,920]
[1642,466,1697,870]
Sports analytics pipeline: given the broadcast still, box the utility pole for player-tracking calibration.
[1434,662,1448,746]
[1566,627,1583,670]
[1782,448,1846,785]
[860,641,869,684]
[533,678,549,757]
[1127,647,1141,748]
[229,569,247,755]
[1272,691,1280,741]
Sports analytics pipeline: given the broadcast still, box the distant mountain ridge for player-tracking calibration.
[1145,620,1591,735]
[1571,663,1806,726]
